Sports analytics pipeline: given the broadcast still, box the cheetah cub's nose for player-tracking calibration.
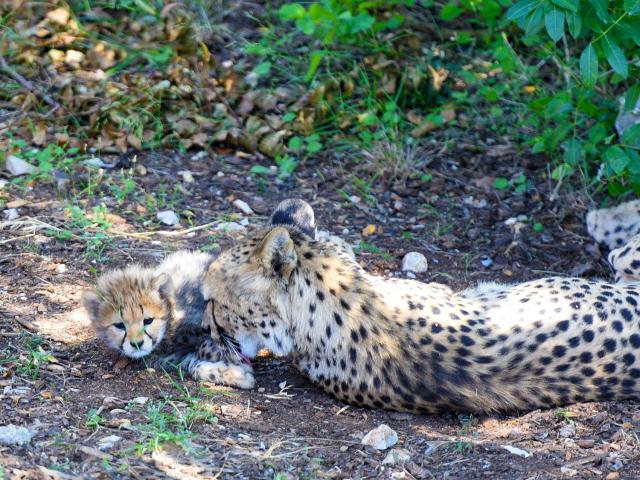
[130,340,144,349]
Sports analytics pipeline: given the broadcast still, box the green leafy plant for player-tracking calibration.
[85,409,105,430]
[16,335,55,379]
[505,0,640,196]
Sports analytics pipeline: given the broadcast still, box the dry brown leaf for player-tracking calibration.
[362,224,377,236]
[427,65,449,91]
[258,130,286,156]
[32,125,47,146]
[46,8,70,25]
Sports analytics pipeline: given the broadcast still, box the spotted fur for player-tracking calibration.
[609,233,640,284]
[587,200,640,250]
[202,225,640,414]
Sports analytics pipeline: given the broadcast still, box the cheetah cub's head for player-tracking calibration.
[82,267,174,358]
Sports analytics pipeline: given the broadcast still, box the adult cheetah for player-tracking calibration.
[201,219,640,414]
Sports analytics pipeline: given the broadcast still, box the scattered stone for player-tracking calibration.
[131,396,148,405]
[156,210,179,226]
[233,199,254,215]
[5,155,38,176]
[401,252,428,273]
[3,208,19,220]
[560,466,578,476]
[424,441,446,456]
[462,196,488,208]
[81,157,115,169]
[382,448,411,464]
[54,170,70,190]
[135,164,147,176]
[221,404,245,417]
[558,423,576,438]
[339,445,349,452]
[501,445,531,458]
[480,255,493,268]
[179,170,195,183]
[98,434,122,451]
[393,199,404,211]
[361,424,398,450]
[467,227,480,240]
[606,472,620,480]
[0,421,39,445]
[615,96,640,137]
[102,397,122,408]
[215,221,245,232]
[577,439,595,448]
[0,179,7,189]
[3,385,30,396]
[348,195,361,204]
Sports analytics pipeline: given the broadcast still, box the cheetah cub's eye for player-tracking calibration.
[113,322,126,330]
[143,317,154,326]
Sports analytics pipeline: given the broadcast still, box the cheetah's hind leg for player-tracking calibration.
[608,233,640,284]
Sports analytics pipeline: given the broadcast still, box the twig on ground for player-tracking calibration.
[0,54,62,111]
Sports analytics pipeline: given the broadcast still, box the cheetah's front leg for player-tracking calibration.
[185,338,255,389]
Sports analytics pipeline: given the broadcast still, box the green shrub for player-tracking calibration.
[506,0,640,195]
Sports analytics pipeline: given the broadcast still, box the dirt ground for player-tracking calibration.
[1,147,639,479]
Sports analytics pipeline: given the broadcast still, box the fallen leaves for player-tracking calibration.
[1,3,458,160]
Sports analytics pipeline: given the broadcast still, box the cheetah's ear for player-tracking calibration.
[82,290,103,321]
[255,226,298,281]
[151,272,173,301]
[269,198,317,239]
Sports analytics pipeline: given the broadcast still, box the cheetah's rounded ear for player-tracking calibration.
[151,273,173,300]
[269,198,317,239]
[82,290,103,321]
[255,226,298,281]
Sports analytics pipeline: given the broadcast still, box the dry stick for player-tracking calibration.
[0,54,62,110]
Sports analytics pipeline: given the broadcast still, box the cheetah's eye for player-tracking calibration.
[113,322,126,330]
[143,317,154,326]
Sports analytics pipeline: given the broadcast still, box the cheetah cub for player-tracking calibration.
[82,250,255,388]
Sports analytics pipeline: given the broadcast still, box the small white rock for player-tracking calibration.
[401,252,428,273]
[382,448,411,464]
[558,423,576,438]
[215,221,245,232]
[501,445,531,458]
[131,396,148,405]
[81,157,115,169]
[3,385,30,396]
[156,210,179,226]
[349,195,361,204]
[233,199,254,215]
[361,424,398,450]
[5,155,38,176]
[3,208,19,220]
[560,466,578,476]
[151,80,171,92]
[179,170,195,183]
[98,434,122,451]
[480,256,493,268]
[0,421,39,445]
